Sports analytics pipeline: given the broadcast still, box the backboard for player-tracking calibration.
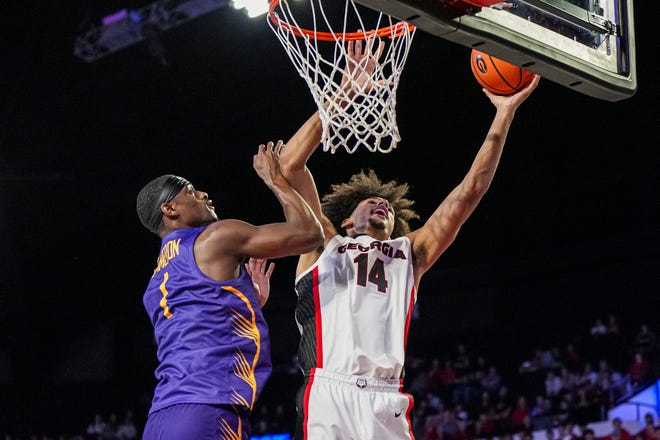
[354,0,637,101]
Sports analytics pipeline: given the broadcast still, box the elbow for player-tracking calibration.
[310,222,325,247]
[279,153,306,178]
[279,157,294,177]
[280,162,305,185]
[463,175,491,199]
[299,222,325,252]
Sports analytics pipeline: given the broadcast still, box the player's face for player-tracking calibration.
[350,197,395,236]
[169,183,218,226]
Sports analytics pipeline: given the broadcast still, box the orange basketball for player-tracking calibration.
[470,49,534,95]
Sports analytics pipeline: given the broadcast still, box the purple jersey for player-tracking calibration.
[143,226,272,415]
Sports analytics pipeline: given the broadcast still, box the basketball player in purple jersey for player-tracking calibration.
[276,40,540,439]
[136,142,323,440]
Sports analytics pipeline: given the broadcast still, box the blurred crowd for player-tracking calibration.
[250,315,659,440]
[2,315,657,440]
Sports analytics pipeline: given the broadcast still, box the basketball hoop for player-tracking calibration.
[268,0,416,154]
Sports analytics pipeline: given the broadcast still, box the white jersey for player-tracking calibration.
[294,234,417,379]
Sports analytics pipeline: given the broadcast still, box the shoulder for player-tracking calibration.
[391,235,412,246]
[198,219,248,240]
[194,220,250,254]
[162,226,204,243]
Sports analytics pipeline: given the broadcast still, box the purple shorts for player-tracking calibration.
[142,403,251,440]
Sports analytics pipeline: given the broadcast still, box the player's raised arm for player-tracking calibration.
[407,74,541,280]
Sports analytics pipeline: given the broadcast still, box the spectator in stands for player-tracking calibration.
[520,349,545,374]
[86,413,108,439]
[590,318,610,360]
[595,359,625,406]
[554,399,572,428]
[601,314,627,368]
[607,314,621,336]
[425,358,444,391]
[573,388,600,425]
[420,390,444,417]
[493,385,514,433]
[116,410,137,440]
[557,420,580,440]
[562,343,584,374]
[440,406,468,440]
[545,369,564,399]
[520,430,535,440]
[596,359,620,385]
[407,357,431,396]
[530,394,550,418]
[633,324,657,358]
[438,359,460,396]
[635,412,658,440]
[544,347,563,370]
[581,427,597,440]
[627,352,652,388]
[422,407,443,440]
[471,355,490,386]
[105,412,119,439]
[473,410,497,439]
[578,362,599,399]
[454,403,471,424]
[481,365,503,396]
[605,417,632,440]
[474,390,493,419]
[453,372,478,407]
[591,318,608,337]
[411,399,431,439]
[511,395,531,432]
[531,394,555,431]
[427,358,457,393]
[559,367,581,396]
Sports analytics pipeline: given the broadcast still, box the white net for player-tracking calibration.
[268,0,416,154]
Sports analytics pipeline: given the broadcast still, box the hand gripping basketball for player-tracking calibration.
[470,48,534,96]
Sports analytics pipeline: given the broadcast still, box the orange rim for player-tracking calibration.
[268,0,415,41]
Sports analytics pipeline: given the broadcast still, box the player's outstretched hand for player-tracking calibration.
[253,140,285,188]
[483,74,541,110]
[341,35,386,95]
[246,258,275,308]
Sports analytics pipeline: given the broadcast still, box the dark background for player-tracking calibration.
[1,0,658,435]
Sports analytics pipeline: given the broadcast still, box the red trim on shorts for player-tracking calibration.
[302,368,317,440]
[405,392,415,439]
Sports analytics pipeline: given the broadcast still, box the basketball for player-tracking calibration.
[470,49,534,95]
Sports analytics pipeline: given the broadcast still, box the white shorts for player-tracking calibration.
[296,368,415,440]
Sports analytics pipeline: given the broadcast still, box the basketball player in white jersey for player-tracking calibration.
[276,40,540,439]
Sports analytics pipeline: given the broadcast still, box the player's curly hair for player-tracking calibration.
[321,169,420,238]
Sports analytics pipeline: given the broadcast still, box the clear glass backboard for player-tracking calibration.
[354,0,636,101]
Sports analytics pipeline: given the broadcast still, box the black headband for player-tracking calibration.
[144,175,190,233]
